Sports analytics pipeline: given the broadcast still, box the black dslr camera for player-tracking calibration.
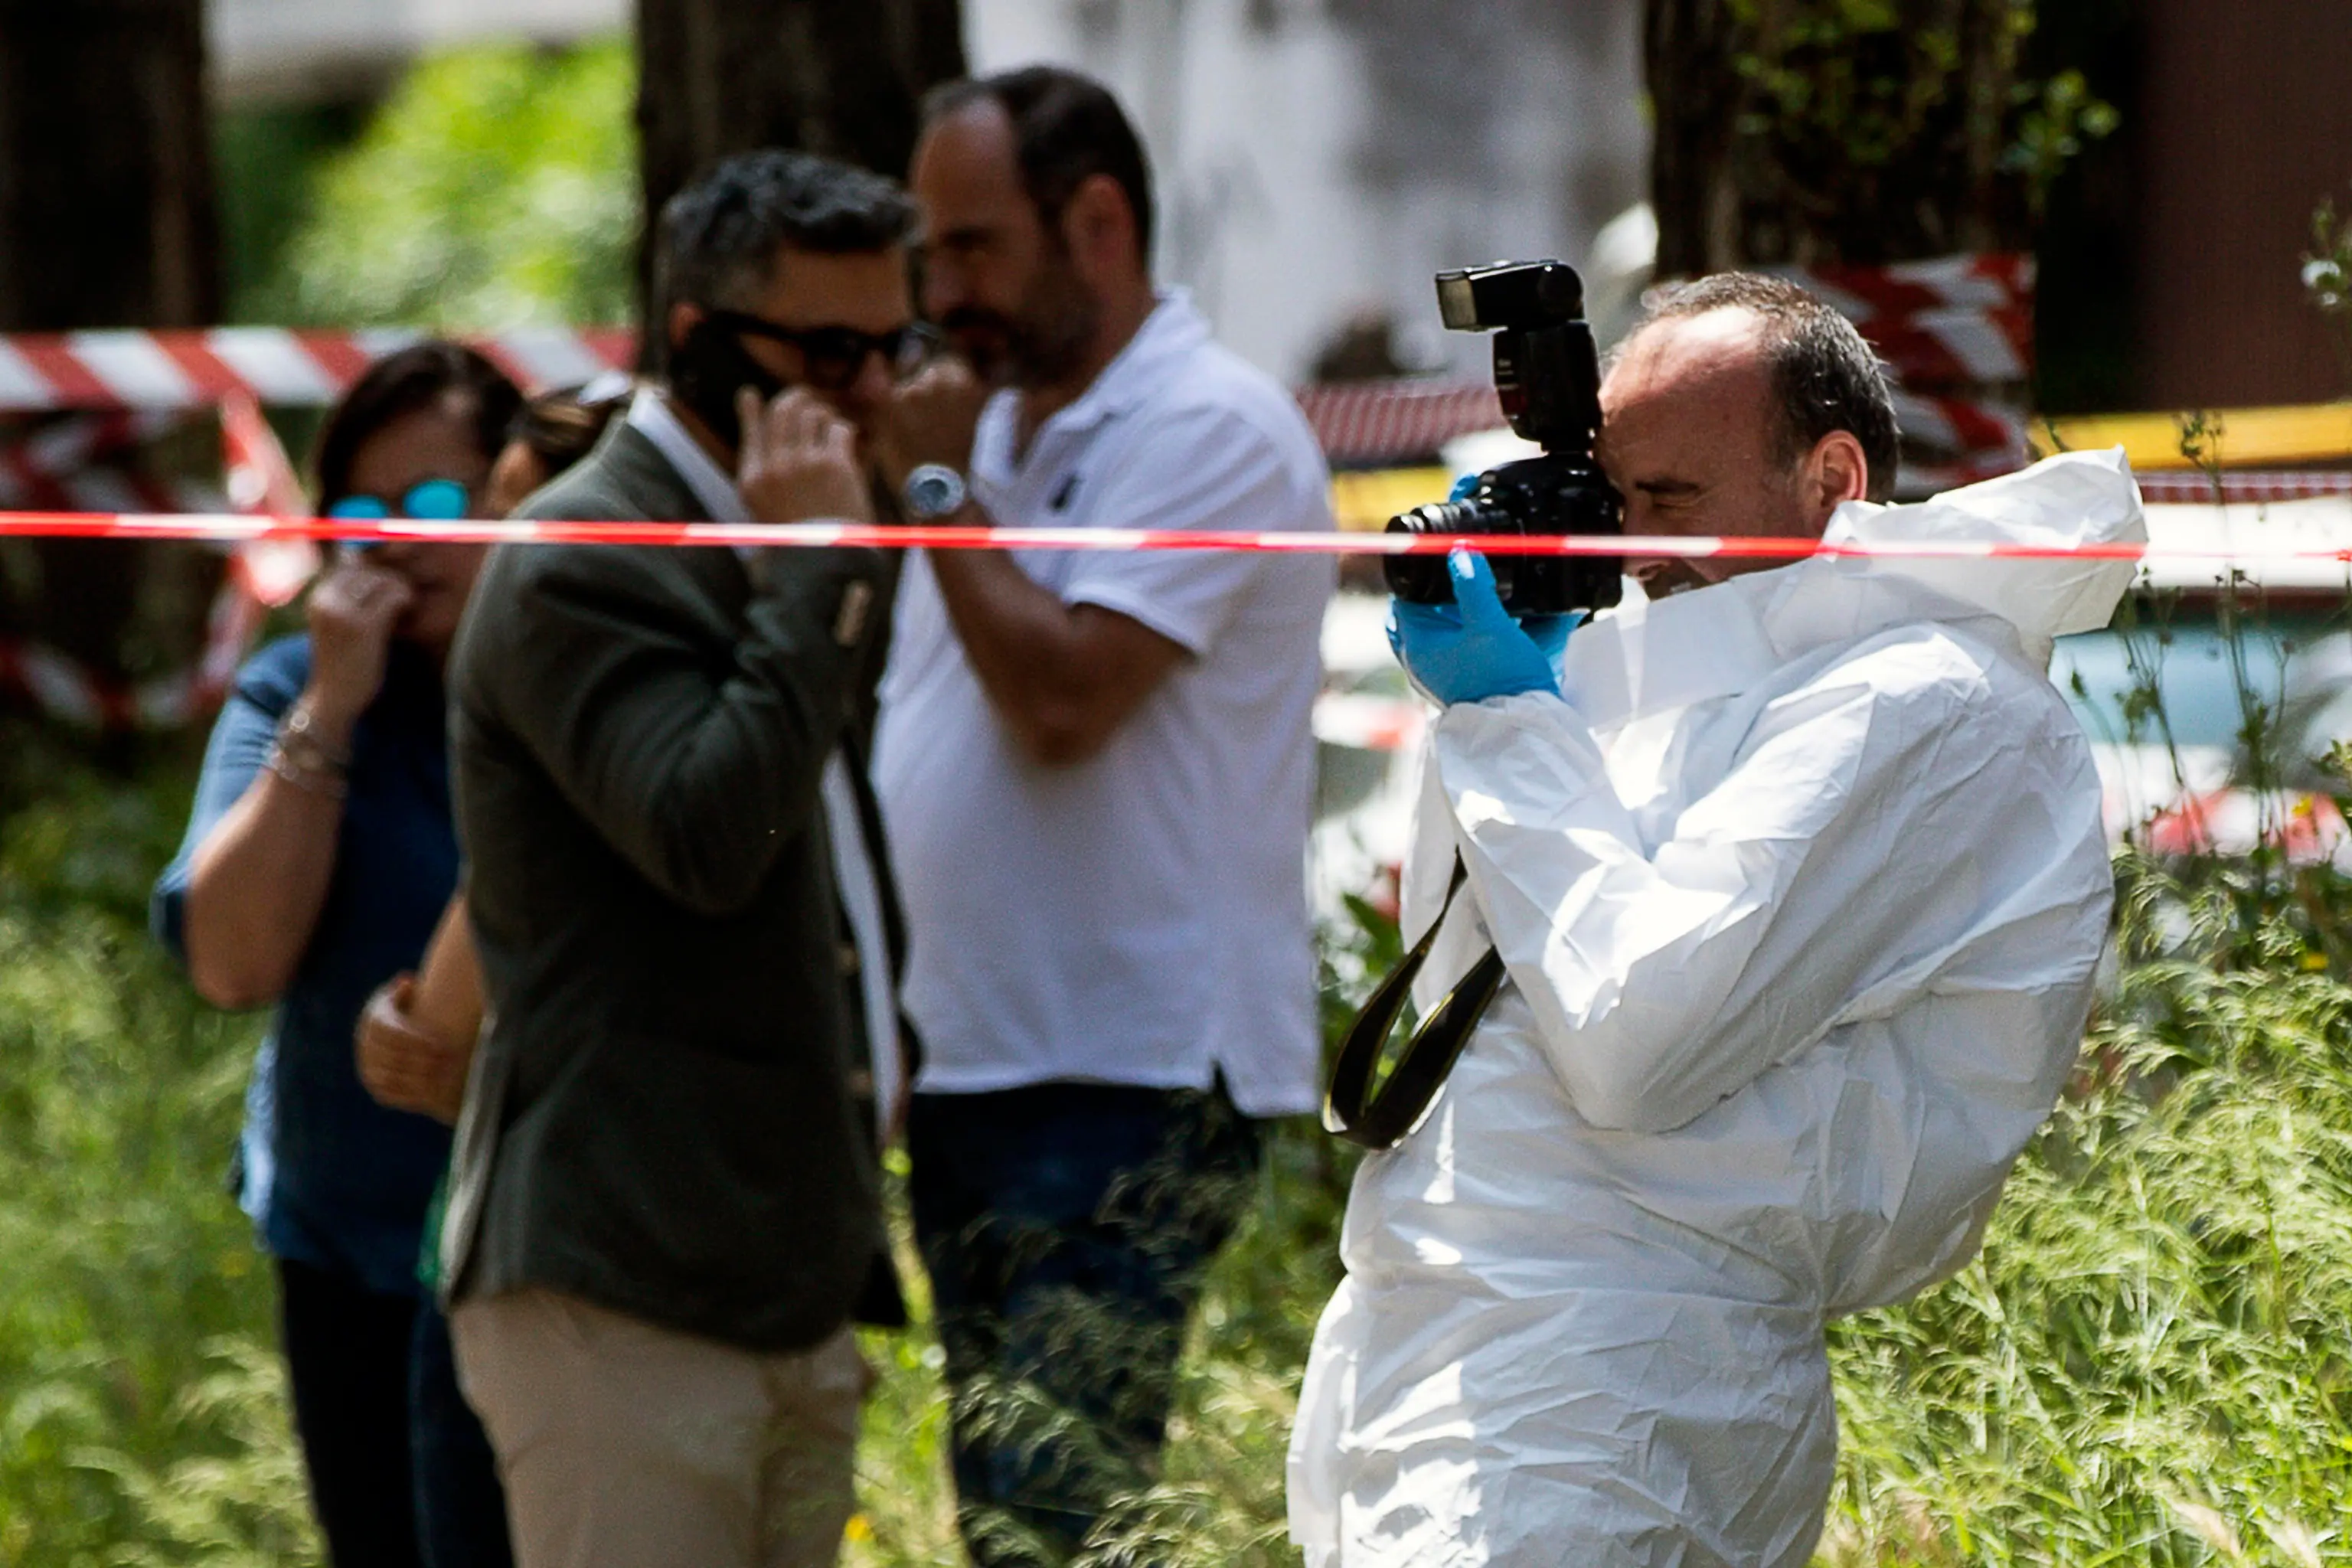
[1383,261,1623,616]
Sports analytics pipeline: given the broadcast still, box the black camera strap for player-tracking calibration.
[1324,854,1508,1151]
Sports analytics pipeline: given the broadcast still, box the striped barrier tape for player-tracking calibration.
[0,260,2028,416]
[2138,471,2352,504]
[1776,253,2037,321]
[1295,381,1504,468]
[1846,304,2034,388]
[0,328,635,412]
[1771,253,2035,501]
[0,508,2337,568]
[0,410,224,514]
[1773,253,2037,388]
[0,252,2031,512]
[0,332,2035,476]
[218,390,324,606]
[3,495,2344,736]
[0,392,315,732]
[0,332,1522,474]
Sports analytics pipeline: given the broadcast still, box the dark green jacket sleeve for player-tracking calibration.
[477,540,887,918]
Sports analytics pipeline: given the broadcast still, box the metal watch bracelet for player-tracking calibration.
[270,702,351,797]
[266,743,348,799]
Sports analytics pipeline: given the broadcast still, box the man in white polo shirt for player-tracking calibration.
[874,65,1334,1566]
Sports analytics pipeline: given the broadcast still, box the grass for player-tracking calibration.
[9,620,2352,1564]
[0,725,313,1566]
[1823,853,2352,1566]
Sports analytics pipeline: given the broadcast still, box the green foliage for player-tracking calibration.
[2304,193,2352,395]
[0,727,312,1566]
[1716,0,2117,262]
[212,103,371,325]
[1731,0,1976,172]
[2002,67,2121,207]
[1825,853,2352,1566]
[270,41,639,332]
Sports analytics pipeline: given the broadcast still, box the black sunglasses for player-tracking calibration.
[704,310,941,392]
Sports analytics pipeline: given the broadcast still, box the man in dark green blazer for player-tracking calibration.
[440,152,926,1568]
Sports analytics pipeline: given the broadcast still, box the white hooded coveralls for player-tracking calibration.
[1289,451,2145,1567]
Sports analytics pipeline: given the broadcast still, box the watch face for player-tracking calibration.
[906,466,966,520]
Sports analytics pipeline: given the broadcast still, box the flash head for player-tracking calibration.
[1434,261,1586,334]
[1386,257,1621,616]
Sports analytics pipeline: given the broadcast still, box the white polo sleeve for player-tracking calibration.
[1060,403,1321,656]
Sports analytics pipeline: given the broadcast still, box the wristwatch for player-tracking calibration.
[901,462,969,522]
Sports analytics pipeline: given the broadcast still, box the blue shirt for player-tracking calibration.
[153,635,459,1298]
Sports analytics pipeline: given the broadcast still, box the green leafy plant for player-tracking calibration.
[2303,193,2352,395]
[1715,0,2117,260]
[270,41,639,332]
[1824,851,2352,1566]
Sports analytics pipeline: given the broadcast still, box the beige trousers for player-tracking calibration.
[451,1289,867,1568]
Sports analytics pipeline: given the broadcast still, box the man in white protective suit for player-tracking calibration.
[1287,273,2145,1566]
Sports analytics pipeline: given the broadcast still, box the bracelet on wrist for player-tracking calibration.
[266,742,349,800]
[278,702,352,777]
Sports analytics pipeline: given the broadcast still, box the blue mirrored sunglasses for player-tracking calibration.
[326,476,473,523]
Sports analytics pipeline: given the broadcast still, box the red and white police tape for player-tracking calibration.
[0,328,635,412]
[0,508,2343,569]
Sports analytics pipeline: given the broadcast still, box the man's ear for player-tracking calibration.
[667,301,705,358]
[1800,430,1871,528]
[1060,173,1141,285]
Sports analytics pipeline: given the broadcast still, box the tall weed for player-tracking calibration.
[0,727,312,1566]
[1826,854,2352,1565]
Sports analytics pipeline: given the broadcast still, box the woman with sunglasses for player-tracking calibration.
[354,377,629,1568]
[152,341,521,1568]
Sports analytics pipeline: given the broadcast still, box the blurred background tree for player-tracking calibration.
[1643,0,2138,418]
[1643,0,2117,273]
[0,0,217,328]
[634,0,967,354]
[263,41,639,332]
[247,1,970,347]
[0,0,221,721]
[2307,191,2352,397]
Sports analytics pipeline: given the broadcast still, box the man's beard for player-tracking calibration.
[942,249,1099,390]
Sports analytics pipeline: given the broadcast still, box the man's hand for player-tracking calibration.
[302,560,413,740]
[738,387,875,526]
[876,358,989,496]
[355,974,472,1125]
[1388,550,1572,706]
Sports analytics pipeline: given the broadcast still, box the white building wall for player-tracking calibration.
[213,0,1650,381]
[212,0,626,101]
[967,0,1649,381]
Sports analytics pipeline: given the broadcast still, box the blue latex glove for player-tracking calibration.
[1388,548,1573,705]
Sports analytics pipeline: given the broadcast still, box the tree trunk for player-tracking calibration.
[1645,0,2036,273]
[634,0,969,353]
[0,0,219,707]
[0,0,218,330]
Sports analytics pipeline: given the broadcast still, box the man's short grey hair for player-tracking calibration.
[1626,273,1902,504]
[652,149,916,364]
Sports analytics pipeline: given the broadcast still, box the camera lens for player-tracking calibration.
[1383,501,1484,603]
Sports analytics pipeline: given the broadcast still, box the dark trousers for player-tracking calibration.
[410,1303,514,1568]
[278,1258,422,1568]
[908,1081,1262,1568]
[276,1259,512,1568]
